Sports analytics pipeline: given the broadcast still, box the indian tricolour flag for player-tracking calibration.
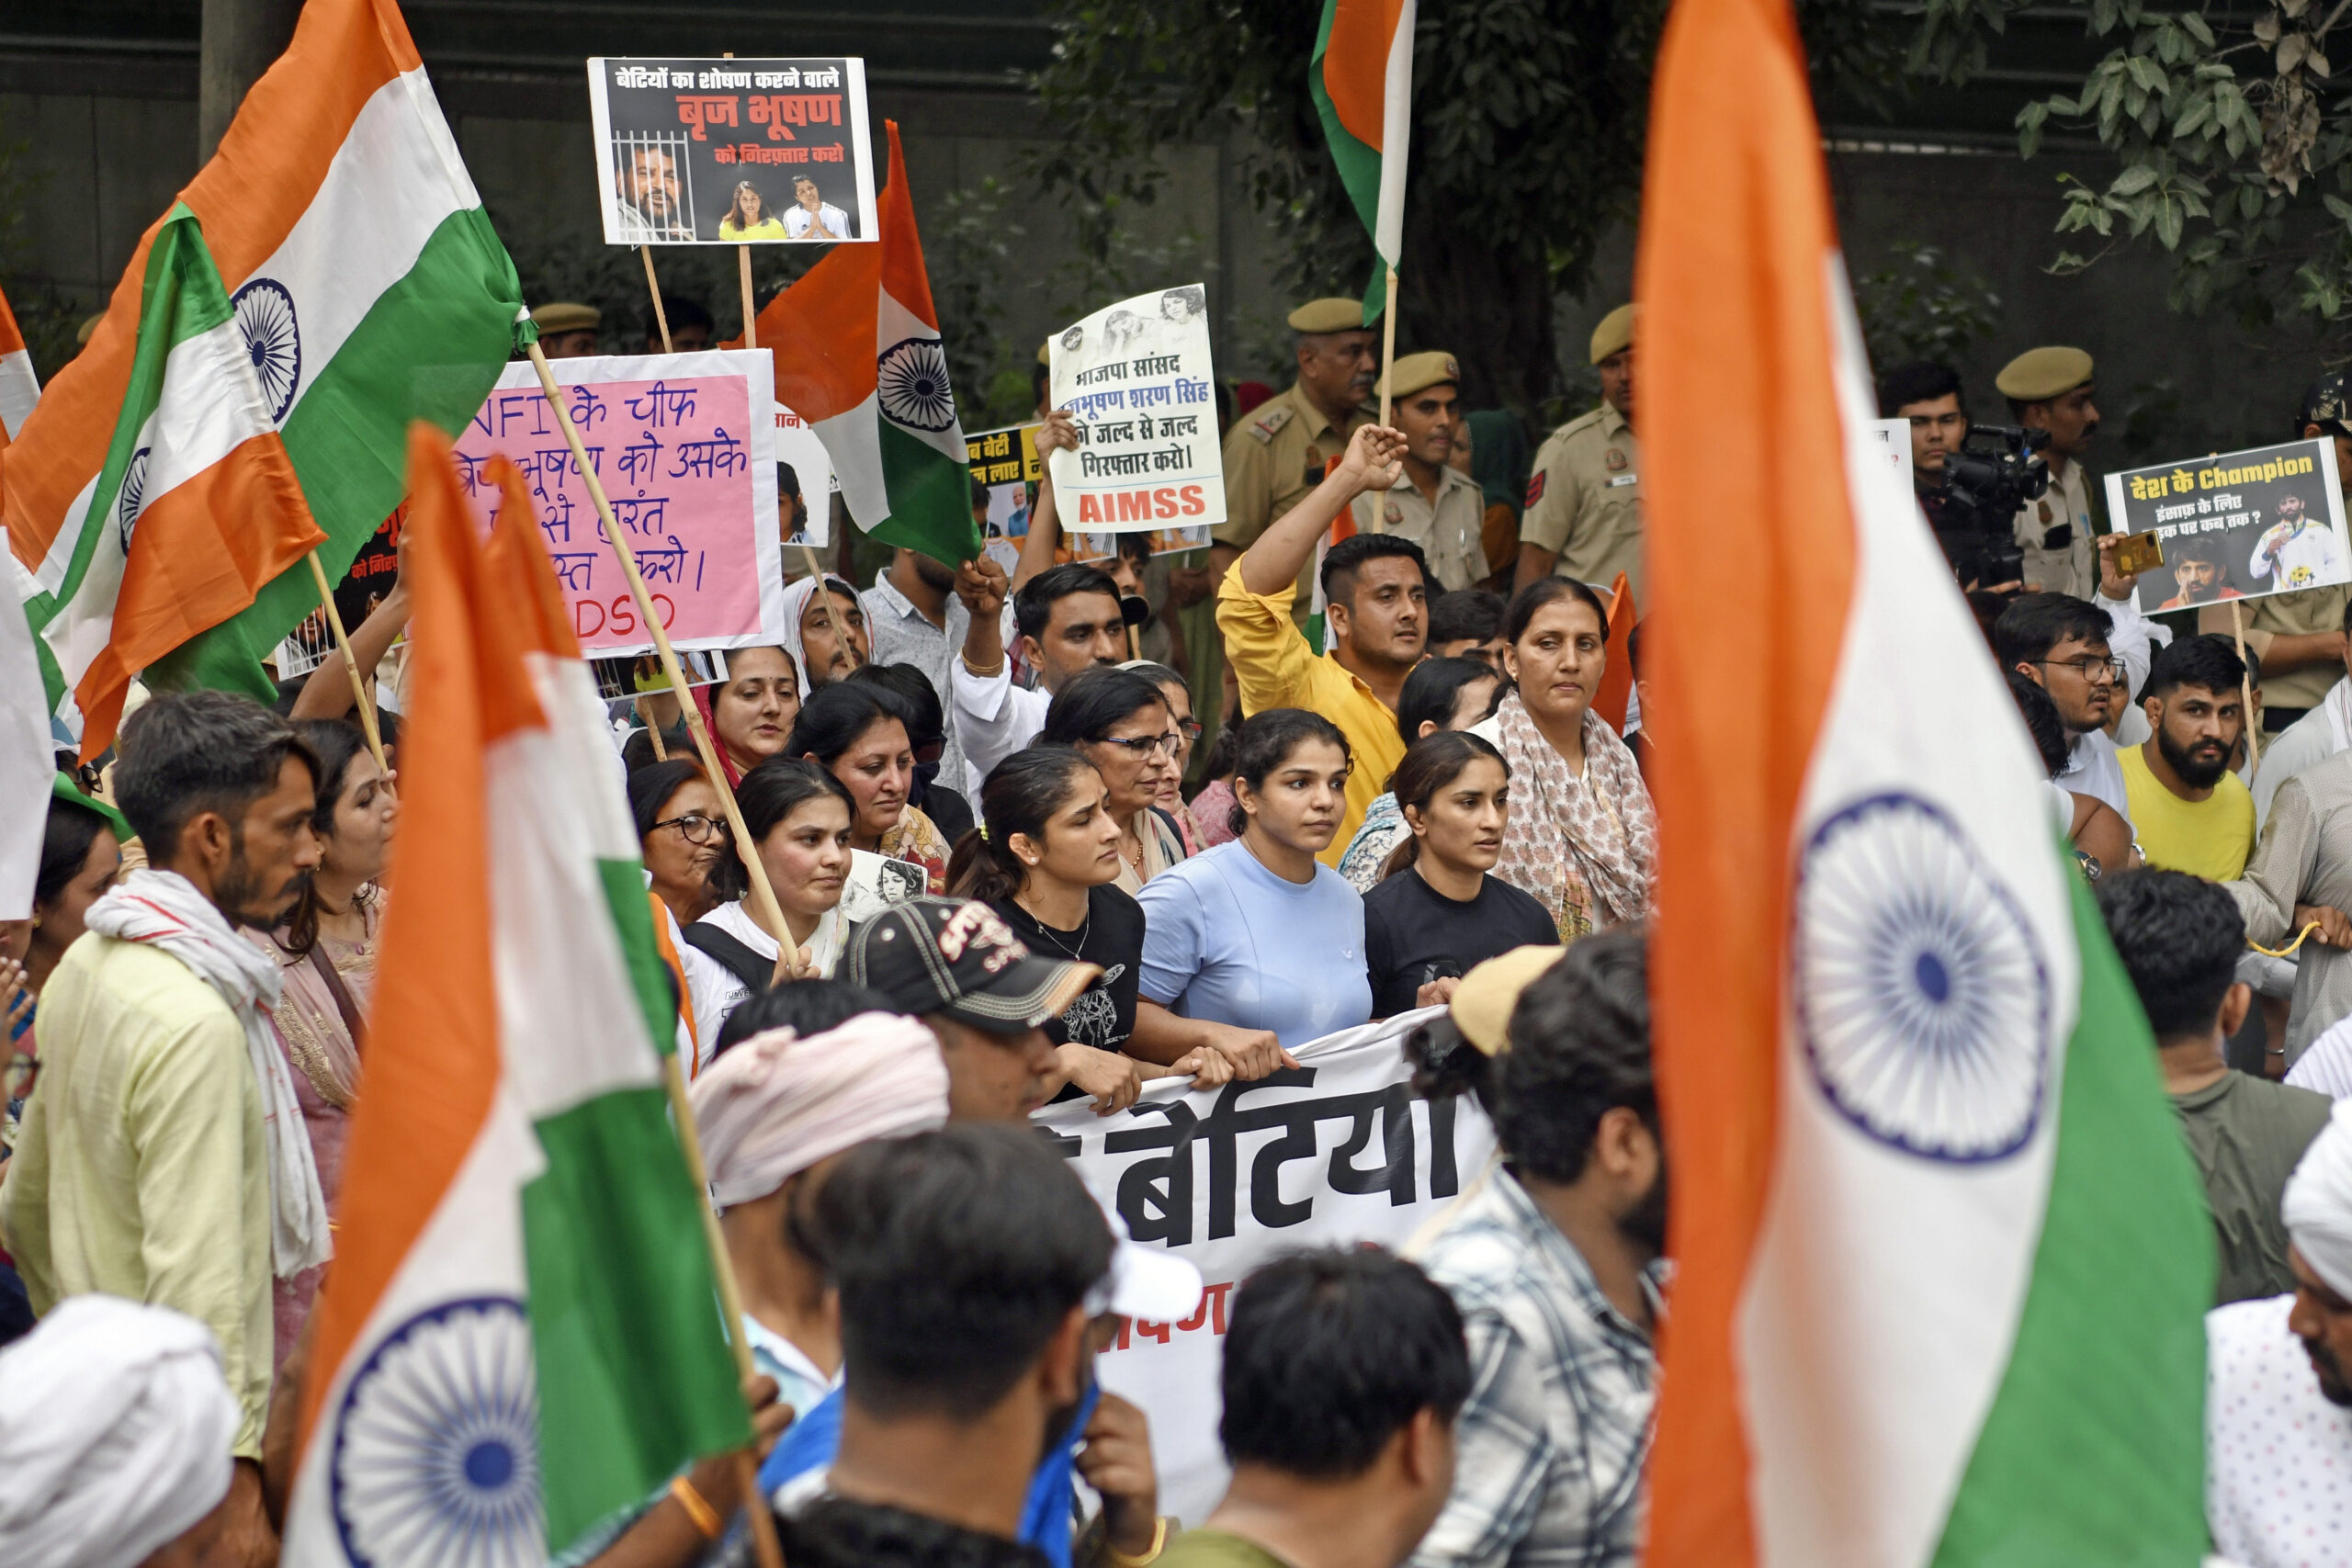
[0,280,40,446]
[1310,0,1413,318]
[741,118,979,567]
[1636,0,2213,1561]
[4,0,520,752]
[284,425,746,1563]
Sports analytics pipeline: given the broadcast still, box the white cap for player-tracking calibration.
[1084,1190,1204,1323]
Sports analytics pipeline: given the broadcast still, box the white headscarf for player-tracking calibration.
[81,869,333,1277]
[0,1294,239,1568]
[777,573,859,700]
[690,1010,950,1207]
[2284,1099,2352,1297]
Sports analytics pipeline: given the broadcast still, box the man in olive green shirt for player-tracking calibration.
[1159,1250,1466,1568]
[1518,304,1642,600]
[2098,870,2332,1304]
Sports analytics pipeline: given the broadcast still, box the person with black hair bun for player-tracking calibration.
[1133,709,1368,1079]
[1363,732,1555,1018]
[785,682,950,894]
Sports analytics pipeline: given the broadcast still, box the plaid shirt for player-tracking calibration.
[1408,1167,1661,1568]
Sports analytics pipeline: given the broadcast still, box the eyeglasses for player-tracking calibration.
[6,1050,36,1101]
[1095,732,1183,757]
[2032,655,2124,683]
[652,812,729,845]
[1172,718,1204,741]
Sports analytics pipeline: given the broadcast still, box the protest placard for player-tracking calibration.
[776,401,834,548]
[1048,284,1226,532]
[455,349,786,655]
[1034,1010,1496,1525]
[2104,438,2352,615]
[587,57,876,246]
[968,422,1212,573]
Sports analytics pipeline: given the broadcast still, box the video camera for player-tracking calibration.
[1924,423,2052,590]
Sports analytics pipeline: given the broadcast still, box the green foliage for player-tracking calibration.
[929,176,1035,431]
[1920,0,2352,326]
[1852,241,2004,366]
[0,113,91,382]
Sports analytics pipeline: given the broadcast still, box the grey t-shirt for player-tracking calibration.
[2172,1070,2334,1304]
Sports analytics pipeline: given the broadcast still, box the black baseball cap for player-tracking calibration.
[844,897,1100,1034]
[2301,370,2352,440]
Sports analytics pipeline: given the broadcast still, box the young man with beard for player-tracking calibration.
[1406,932,1664,1568]
[2206,1100,2352,1563]
[3,692,325,1566]
[2120,636,2257,878]
[1219,422,1428,863]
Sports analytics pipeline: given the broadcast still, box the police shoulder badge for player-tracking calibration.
[1249,403,1294,444]
[1525,470,1548,508]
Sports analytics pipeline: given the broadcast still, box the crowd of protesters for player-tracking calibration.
[14,300,2352,1568]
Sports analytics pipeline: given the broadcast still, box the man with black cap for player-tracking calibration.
[1212,298,1385,623]
[842,897,1101,1122]
[1517,304,1642,599]
[2231,371,2352,753]
[1351,351,1488,592]
[1996,345,2101,599]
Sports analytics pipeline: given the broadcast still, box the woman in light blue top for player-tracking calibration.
[1134,709,1372,1078]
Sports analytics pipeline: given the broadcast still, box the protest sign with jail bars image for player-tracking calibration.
[588,57,877,246]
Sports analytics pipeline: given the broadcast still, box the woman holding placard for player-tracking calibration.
[1471,579,1657,941]
[784,682,951,893]
[718,180,786,241]
[680,760,857,1054]
[692,645,801,787]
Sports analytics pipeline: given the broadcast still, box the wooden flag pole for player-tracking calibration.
[1370,263,1400,535]
[303,550,390,775]
[642,245,673,354]
[2231,597,2263,773]
[526,338,788,1568]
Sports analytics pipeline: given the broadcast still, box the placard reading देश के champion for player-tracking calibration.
[2105,437,2352,615]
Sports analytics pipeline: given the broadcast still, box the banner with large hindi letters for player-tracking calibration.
[1033,1010,1496,1525]
[455,350,786,656]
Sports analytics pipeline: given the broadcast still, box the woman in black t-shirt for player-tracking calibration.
[1363,731,1558,1018]
[944,747,1229,1113]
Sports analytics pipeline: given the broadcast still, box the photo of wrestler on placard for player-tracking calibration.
[719,181,786,241]
[2157,533,2245,609]
[2248,490,2349,592]
[612,141,695,242]
[784,174,854,241]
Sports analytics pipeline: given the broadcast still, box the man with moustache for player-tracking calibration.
[1996,345,2102,599]
[1351,353,1489,593]
[2157,536,2244,610]
[2,692,327,1565]
[2205,1100,2352,1564]
[2120,637,2258,879]
[863,546,1013,801]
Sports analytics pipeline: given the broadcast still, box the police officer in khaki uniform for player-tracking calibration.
[1517,304,1642,599]
[2203,370,2352,733]
[531,301,601,359]
[1995,345,2100,599]
[1349,351,1487,592]
[1211,298,1383,616]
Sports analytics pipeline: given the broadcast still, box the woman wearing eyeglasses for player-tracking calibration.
[1121,660,1208,855]
[1041,666,1186,895]
[628,759,731,928]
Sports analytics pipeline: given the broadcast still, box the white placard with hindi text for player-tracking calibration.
[1047,285,1226,533]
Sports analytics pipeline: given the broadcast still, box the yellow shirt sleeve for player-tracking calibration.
[1215,558,1315,716]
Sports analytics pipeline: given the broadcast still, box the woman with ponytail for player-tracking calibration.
[1362,730,1555,1018]
[945,747,1227,1112]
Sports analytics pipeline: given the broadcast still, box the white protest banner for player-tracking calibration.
[1033,1009,1495,1524]
[2104,437,2352,614]
[588,57,877,246]
[1048,285,1226,533]
[777,401,834,548]
[454,350,786,656]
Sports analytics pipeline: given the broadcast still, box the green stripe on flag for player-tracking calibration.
[1309,0,1385,327]
[597,858,683,1061]
[873,417,983,566]
[27,204,231,643]
[146,207,523,698]
[1928,852,2211,1567]
[523,1087,750,1551]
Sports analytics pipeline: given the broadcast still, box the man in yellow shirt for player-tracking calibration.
[2120,636,2257,878]
[1217,423,1419,864]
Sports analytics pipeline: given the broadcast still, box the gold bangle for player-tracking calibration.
[1106,1517,1170,1567]
[669,1473,723,1540]
[960,652,1007,679]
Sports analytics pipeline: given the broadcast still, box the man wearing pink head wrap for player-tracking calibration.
[689,1003,953,1427]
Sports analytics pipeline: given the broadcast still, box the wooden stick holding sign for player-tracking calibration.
[642,245,673,355]
[1370,265,1399,536]
[2230,597,2263,774]
[524,337,790,1568]
[303,550,390,776]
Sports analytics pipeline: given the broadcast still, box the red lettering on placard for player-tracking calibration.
[1114,490,1151,523]
[1078,493,1103,525]
[1180,484,1205,516]
[573,598,605,637]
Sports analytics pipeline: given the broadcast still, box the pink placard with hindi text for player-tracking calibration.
[452,350,786,656]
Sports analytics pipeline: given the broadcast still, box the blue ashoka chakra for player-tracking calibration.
[329,1295,542,1568]
[230,276,301,423]
[1791,791,2052,1163]
[115,446,151,553]
[876,335,956,433]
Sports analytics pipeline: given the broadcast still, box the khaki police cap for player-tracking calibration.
[1379,351,1462,400]
[75,313,103,347]
[531,301,601,335]
[1589,303,1636,366]
[1994,346,2094,402]
[1288,297,1376,334]
[1451,944,1566,1057]
[1037,339,1053,367]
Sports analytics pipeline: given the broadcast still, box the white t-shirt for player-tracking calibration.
[784,203,851,241]
[2251,520,2346,592]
